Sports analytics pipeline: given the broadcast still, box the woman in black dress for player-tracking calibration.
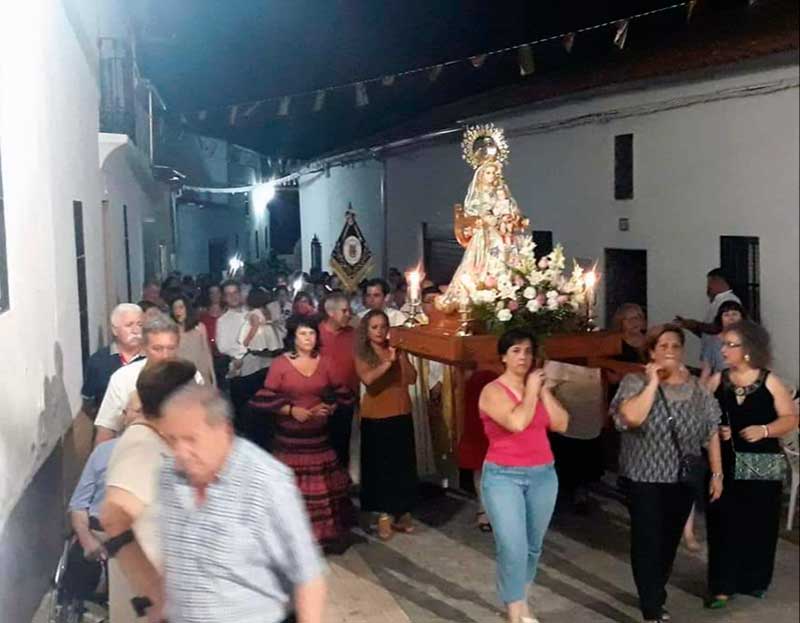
[704,320,798,608]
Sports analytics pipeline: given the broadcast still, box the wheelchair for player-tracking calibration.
[48,534,108,623]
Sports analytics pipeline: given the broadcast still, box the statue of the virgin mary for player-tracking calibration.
[436,124,531,312]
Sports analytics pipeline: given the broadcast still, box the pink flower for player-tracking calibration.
[508,300,520,311]
[484,276,497,289]
[536,294,546,305]
[538,257,550,269]
[557,294,569,305]
[514,275,525,286]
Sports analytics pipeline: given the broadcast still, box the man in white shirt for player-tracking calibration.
[94,315,204,446]
[358,278,407,327]
[215,280,271,434]
[675,268,741,351]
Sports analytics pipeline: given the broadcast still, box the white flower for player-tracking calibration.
[523,286,537,300]
[526,299,541,313]
[546,289,559,300]
[547,298,559,311]
[497,279,519,300]
[473,289,497,304]
[497,308,513,322]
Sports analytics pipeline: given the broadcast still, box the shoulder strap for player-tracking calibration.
[494,379,522,404]
[656,385,685,458]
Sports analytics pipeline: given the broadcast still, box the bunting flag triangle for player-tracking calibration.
[197,110,207,121]
[470,54,487,68]
[428,64,444,83]
[313,90,326,112]
[381,75,396,86]
[329,206,374,293]
[277,96,291,117]
[229,105,239,126]
[686,0,697,21]
[244,101,262,117]
[613,20,630,50]
[355,82,369,107]
[518,44,535,76]
[179,113,188,124]
[562,32,576,53]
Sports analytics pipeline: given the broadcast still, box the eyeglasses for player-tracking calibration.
[721,341,742,349]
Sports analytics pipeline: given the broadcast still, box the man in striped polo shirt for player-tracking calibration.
[157,385,326,623]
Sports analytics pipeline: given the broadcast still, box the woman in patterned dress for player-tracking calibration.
[250,315,354,553]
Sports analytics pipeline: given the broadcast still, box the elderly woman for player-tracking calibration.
[355,309,418,541]
[611,324,724,623]
[249,315,354,552]
[478,329,569,623]
[703,320,798,608]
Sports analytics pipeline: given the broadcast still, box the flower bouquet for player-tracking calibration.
[466,244,591,336]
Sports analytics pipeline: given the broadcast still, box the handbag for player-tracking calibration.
[726,397,787,481]
[658,386,705,491]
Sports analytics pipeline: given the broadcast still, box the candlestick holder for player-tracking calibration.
[585,297,597,332]
[456,302,473,336]
[403,300,422,328]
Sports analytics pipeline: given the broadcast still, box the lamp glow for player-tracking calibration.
[251,182,276,217]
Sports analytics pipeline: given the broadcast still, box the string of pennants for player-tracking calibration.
[184,1,699,126]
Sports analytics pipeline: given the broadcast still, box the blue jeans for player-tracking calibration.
[481,461,558,604]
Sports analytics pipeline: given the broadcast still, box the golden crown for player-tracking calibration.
[461,123,510,169]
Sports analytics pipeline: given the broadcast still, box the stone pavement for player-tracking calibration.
[324,482,799,623]
[33,482,798,623]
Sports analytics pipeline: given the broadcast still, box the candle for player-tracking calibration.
[405,264,425,304]
[584,269,597,305]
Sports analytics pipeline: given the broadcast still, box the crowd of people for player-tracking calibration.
[63,265,797,623]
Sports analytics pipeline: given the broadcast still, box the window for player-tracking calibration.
[614,133,633,200]
[254,230,260,259]
[721,236,760,322]
[122,204,132,302]
[264,225,269,252]
[74,201,90,364]
[532,230,553,260]
[0,149,8,313]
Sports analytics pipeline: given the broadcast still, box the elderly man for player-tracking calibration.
[358,278,407,327]
[94,315,203,446]
[157,385,326,623]
[319,292,358,469]
[81,303,144,420]
[100,359,199,623]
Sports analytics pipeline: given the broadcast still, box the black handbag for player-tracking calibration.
[658,386,706,491]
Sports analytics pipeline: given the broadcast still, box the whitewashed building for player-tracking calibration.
[0,1,174,617]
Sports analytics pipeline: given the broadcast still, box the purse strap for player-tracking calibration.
[656,384,686,459]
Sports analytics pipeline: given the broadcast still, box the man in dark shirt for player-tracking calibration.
[81,303,144,419]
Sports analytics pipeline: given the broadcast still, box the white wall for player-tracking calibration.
[385,61,799,381]
[177,203,253,278]
[298,160,385,275]
[0,0,107,530]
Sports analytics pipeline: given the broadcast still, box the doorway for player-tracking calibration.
[604,248,647,327]
[208,238,229,281]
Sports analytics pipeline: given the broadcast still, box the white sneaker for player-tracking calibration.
[521,616,541,623]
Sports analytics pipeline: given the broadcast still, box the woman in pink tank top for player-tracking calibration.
[478,329,569,623]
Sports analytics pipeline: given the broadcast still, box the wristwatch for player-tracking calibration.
[710,472,724,480]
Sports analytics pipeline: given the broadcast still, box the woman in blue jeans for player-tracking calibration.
[478,329,569,623]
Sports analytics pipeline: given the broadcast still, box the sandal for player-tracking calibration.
[704,595,730,609]
[476,511,493,533]
[377,513,394,541]
[391,513,415,534]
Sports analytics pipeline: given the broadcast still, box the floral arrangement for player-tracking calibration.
[465,243,591,336]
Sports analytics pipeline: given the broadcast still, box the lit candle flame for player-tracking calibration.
[405,263,425,304]
[584,270,597,290]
